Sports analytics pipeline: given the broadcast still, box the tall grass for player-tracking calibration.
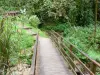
[0,16,36,74]
[0,17,19,75]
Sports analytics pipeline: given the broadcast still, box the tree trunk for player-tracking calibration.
[94,0,98,42]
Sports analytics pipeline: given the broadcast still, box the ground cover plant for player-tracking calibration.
[0,16,35,74]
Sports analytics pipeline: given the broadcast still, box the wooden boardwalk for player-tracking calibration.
[30,31,100,75]
[38,37,73,75]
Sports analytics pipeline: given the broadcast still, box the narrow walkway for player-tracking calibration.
[39,37,73,75]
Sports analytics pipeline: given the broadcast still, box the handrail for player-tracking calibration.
[49,30,100,75]
[50,34,84,75]
[52,30,100,68]
[3,11,20,16]
[50,32,94,75]
[30,32,39,75]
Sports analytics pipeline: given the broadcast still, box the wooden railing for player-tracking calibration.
[3,11,20,16]
[30,32,39,75]
[49,30,100,75]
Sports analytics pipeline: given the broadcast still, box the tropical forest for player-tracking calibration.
[0,0,100,75]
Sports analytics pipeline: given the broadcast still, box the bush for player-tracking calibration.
[0,18,20,74]
[0,7,4,15]
[19,33,35,49]
[43,23,68,32]
[63,25,100,62]
[29,15,40,28]
[0,16,36,73]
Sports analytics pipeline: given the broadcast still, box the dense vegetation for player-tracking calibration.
[0,0,96,25]
[0,12,47,74]
[0,16,36,74]
[45,23,100,61]
[0,0,100,75]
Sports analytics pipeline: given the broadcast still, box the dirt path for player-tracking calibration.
[38,37,73,75]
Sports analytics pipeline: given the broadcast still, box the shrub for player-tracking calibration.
[0,18,19,74]
[43,23,68,32]
[63,25,100,62]
[0,7,4,15]
[29,15,40,28]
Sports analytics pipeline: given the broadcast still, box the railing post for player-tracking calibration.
[90,63,96,75]
[69,45,75,70]
[58,36,62,55]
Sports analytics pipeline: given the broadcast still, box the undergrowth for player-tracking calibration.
[0,16,35,74]
[17,15,47,37]
[44,23,100,62]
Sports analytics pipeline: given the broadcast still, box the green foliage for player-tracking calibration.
[0,0,94,26]
[0,18,20,74]
[19,33,35,49]
[75,0,94,26]
[45,22,100,62]
[10,19,35,66]
[18,48,33,65]
[0,8,4,15]
[44,23,68,32]
[0,0,99,73]
[0,16,35,71]
[63,24,100,62]
[29,15,40,28]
